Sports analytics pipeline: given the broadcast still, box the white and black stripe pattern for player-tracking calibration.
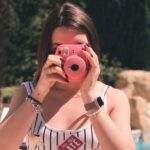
[23,81,109,150]
[37,121,100,150]
[22,81,33,95]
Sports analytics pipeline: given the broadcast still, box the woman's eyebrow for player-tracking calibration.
[51,43,62,47]
[52,42,89,46]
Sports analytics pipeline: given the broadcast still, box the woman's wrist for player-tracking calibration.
[31,85,49,103]
[26,95,43,113]
[31,91,44,103]
[81,91,95,104]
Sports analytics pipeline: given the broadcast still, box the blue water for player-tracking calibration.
[136,139,150,150]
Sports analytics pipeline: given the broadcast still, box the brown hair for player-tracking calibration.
[36,2,100,81]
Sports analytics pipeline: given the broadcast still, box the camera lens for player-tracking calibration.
[70,64,79,71]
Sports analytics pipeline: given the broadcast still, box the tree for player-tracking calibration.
[86,0,150,69]
[0,0,10,83]
[1,0,44,86]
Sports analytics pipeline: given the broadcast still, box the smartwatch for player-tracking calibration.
[84,96,104,111]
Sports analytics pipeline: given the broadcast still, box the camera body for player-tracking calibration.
[55,44,89,82]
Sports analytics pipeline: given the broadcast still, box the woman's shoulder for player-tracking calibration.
[10,82,29,105]
[9,81,34,109]
[95,81,129,107]
[96,81,127,98]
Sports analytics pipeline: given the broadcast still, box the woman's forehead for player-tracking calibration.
[51,27,89,45]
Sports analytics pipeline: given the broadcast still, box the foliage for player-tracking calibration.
[101,54,124,86]
[0,0,11,81]
[1,86,17,103]
[86,0,150,69]
[1,0,44,86]
[0,0,150,87]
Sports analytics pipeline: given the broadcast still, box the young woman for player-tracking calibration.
[0,2,135,150]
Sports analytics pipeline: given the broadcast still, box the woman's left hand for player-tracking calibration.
[80,46,100,103]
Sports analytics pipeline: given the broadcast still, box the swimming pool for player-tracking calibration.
[136,139,150,150]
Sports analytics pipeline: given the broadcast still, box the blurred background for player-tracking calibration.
[0,0,150,149]
[1,0,150,87]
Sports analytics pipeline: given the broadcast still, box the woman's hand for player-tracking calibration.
[32,55,68,102]
[80,47,100,103]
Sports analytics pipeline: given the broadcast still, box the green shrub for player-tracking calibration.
[1,86,17,103]
[101,54,125,86]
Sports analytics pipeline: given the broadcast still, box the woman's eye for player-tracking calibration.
[49,47,56,54]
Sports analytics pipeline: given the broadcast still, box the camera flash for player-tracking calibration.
[64,46,69,55]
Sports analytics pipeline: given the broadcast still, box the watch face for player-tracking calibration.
[97,96,104,106]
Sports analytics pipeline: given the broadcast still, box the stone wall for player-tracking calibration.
[115,70,150,142]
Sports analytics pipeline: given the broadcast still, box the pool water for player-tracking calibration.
[136,139,150,150]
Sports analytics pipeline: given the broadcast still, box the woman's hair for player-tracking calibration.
[36,2,100,81]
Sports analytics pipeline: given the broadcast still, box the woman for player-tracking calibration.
[0,2,135,150]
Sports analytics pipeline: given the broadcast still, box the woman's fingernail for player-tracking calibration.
[60,58,65,61]
[65,78,69,82]
[90,54,93,57]
[65,74,68,79]
[82,47,86,51]
[66,79,69,82]
[61,63,64,68]
[86,43,90,47]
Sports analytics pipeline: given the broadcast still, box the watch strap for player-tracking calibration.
[84,96,104,111]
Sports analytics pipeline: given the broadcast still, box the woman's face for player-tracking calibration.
[51,27,89,84]
[51,27,89,49]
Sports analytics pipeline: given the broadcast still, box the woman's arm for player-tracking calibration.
[88,88,135,150]
[0,54,67,150]
[0,85,37,150]
[80,47,135,150]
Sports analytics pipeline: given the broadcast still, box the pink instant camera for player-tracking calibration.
[55,44,90,82]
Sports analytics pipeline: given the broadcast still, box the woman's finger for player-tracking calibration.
[47,73,68,84]
[82,50,98,68]
[47,66,67,79]
[44,55,62,68]
[86,47,97,58]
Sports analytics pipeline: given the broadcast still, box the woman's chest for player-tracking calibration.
[41,97,90,130]
[28,123,101,150]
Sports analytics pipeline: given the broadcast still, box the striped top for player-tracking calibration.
[23,81,109,150]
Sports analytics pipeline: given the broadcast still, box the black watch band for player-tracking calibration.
[84,96,104,111]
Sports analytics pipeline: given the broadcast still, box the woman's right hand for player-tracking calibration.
[31,55,68,102]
